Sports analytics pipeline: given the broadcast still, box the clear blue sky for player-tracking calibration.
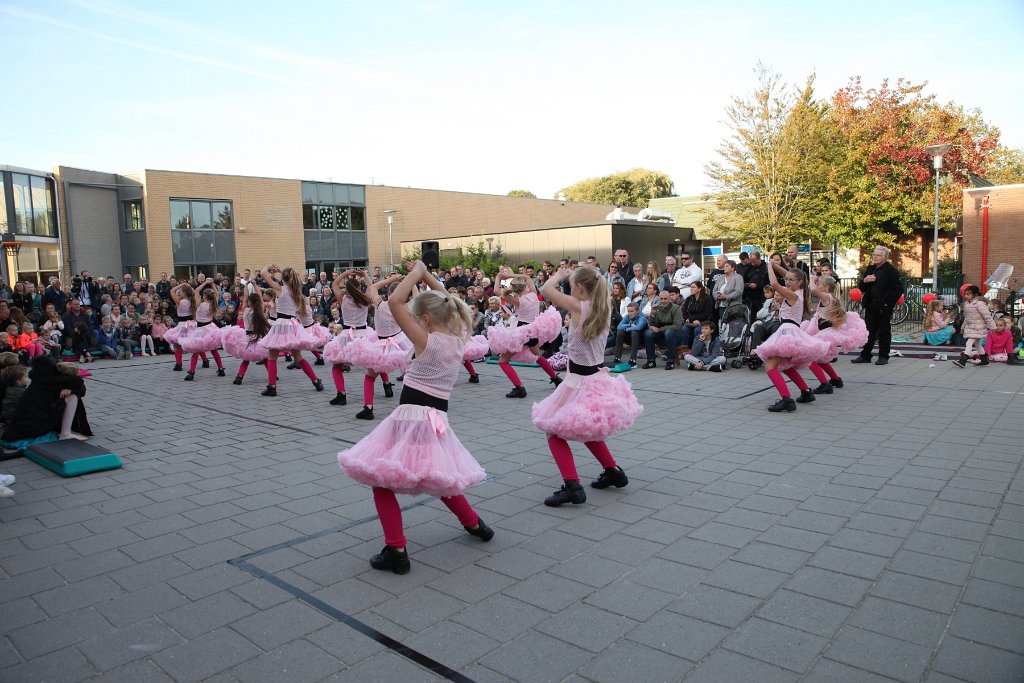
[4,0,1022,198]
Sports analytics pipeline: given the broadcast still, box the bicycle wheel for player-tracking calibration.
[890,302,909,325]
[947,303,961,322]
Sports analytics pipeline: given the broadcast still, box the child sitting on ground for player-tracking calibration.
[685,320,726,372]
[923,299,954,346]
[1,365,28,426]
[985,317,1014,363]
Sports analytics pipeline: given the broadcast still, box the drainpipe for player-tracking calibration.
[980,196,990,294]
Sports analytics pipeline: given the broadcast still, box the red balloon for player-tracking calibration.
[960,283,973,297]
[897,294,906,305]
[849,288,863,301]
[922,292,937,304]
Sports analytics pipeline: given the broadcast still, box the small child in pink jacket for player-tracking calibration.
[985,318,1014,362]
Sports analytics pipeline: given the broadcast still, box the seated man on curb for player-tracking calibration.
[684,321,726,372]
[643,290,683,370]
[613,302,647,367]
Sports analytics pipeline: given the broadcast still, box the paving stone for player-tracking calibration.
[94,583,189,627]
[806,658,905,683]
[229,639,344,683]
[808,545,889,580]
[962,578,1024,617]
[930,635,1024,682]
[684,650,799,683]
[535,603,637,652]
[577,640,691,683]
[8,609,114,659]
[784,566,872,607]
[626,611,730,662]
[731,541,811,573]
[947,604,1024,654]
[847,596,948,647]
[34,574,126,617]
[869,571,962,614]
[152,626,262,683]
[0,645,97,683]
[888,549,973,585]
[666,584,762,628]
[451,593,549,643]
[703,560,789,598]
[78,618,185,671]
[757,589,852,637]
[722,617,828,673]
[479,630,592,683]
[161,591,258,639]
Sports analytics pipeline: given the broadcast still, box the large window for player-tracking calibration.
[124,200,144,231]
[9,173,56,237]
[170,199,233,230]
[173,264,235,282]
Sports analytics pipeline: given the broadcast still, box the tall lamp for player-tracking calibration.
[924,144,951,289]
[383,210,397,272]
[1,233,22,286]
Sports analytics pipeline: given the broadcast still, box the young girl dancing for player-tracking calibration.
[533,266,643,506]
[801,274,867,395]
[257,265,326,396]
[342,274,411,420]
[164,283,209,372]
[222,292,271,385]
[487,267,563,398]
[177,280,226,380]
[953,286,995,368]
[322,271,379,406]
[754,263,830,412]
[338,261,492,575]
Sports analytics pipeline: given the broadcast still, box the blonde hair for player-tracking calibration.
[281,267,308,318]
[56,362,80,376]
[508,276,528,296]
[571,266,611,342]
[817,276,847,326]
[923,299,944,331]
[789,269,812,318]
[410,290,473,338]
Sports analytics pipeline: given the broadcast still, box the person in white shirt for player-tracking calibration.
[673,251,704,298]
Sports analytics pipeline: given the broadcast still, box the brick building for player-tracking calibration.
[962,183,1024,288]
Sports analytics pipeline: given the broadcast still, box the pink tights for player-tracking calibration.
[332,364,346,393]
[362,373,392,406]
[547,436,617,482]
[372,487,479,549]
[499,361,522,387]
[238,360,249,378]
[463,360,478,377]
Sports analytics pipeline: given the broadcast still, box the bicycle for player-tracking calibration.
[889,283,960,326]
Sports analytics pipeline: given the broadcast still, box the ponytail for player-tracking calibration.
[571,266,610,342]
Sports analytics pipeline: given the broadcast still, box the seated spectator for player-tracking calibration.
[61,300,92,350]
[482,297,503,336]
[2,356,92,443]
[638,282,660,318]
[684,321,726,371]
[643,290,683,370]
[15,322,43,360]
[680,282,715,350]
[613,302,647,367]
[95,316,121,360]
[0,332,12,355]
[747,288,782,361]
[152,316,172,354]
[922,300,954,346]
[610,282,629,337]
[40,312,64,358]
[118,317,141,358]
[1,365,28,425]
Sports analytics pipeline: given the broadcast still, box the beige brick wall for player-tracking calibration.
[963,185,1024,288]
[365,186,621,267]
[141,170,305,275]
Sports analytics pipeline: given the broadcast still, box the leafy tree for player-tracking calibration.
[985,146,1024,185]
[400,240,514,276]
[506,189,537,198]
[558,168,674,207]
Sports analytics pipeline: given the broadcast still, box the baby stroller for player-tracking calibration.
[718,303,751,369]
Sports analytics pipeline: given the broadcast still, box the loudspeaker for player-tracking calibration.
[421,241,440,270]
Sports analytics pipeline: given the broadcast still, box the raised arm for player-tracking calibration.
[390,261,432,352]
[262,265,282,292]
[767,260,797,306]
[541,267,582,318]
[366,273,402,306]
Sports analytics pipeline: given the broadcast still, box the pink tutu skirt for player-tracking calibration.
[755,322,831,370]
[323,327,380,364]
[179,323,223,353]
[801,312,869,360]
[163,320,195,346]
[532,369,643,442]
[462,335,489,362]
[343,333,414,373]
[304,323,333,349]
[221,326,269,362]
[338,404,486,497]
[487,307,562,354]
[257,318,319,352]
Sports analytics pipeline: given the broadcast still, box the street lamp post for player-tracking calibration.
[925,144,951,290]
[383,210,397,272]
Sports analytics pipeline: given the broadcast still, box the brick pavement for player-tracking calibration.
[1,354,1023,682]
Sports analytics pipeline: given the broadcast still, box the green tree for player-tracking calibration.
[985,146,1024,185]
[506,189,537,198]
[558,168,674,207]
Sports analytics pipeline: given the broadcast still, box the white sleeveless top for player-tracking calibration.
[568,301,606,366]
[517,292,539,323]
[341,296,368,327]
[781,290,804,323]
[374,300,402,337]
[277,285,298,317]
[403,333,464,400]
[196,301,213,323]
[176,299,192,318]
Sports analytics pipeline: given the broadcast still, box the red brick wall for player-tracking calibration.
[963,185,1024,288]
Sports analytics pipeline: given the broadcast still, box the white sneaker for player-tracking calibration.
[940,354,948,361]
[0,486,14,498]
[0,474,14,486]
[933,353,941,361]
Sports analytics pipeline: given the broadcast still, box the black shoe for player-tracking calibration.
[812,382,834,395]
[768,397,796,412]
[256,360,266,365]
[795,389,815,403]
[687,363,696,370]
[550,376,562,387]
[952,355,967,368]
[613,357,621,364]
[875,357,889,365]
[173,364,183,371]
[979,354,990,366]
[369,545,410,574]
[464,517,494,541]
[232,376,243,385]
[591,466,628,489]
[709,364,723,373]
[628,359,637,367]
[341,364,351,373]
[506,386,527,398]
[184,371,195,382]
[642,361,656,369]
[312,379,324,392]
[216,368,226,377]
[261,385,277,397]
[314,358,325,366]
[850,356,872,364]
[467,375,479,384]
[665,363,675,371]
[383,382,395,397]
[287,361,299,370]
[356,406,374,420]
[829,378,844,388]
[544,480,587,507]
[202,360,210,369]
[329,392,347,405]
[284,355,293,362]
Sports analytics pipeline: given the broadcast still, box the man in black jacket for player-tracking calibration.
[742,251,768,315]
[42,277,68,315]
[852,246,904,366]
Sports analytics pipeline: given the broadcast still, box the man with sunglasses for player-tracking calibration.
[673,251,703,299]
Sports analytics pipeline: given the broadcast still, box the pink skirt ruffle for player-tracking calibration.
[179,323,223,353]
[304,323,333,349]
[163,320,195,346]
[487,307,562,354]
[338,404,486,497]
[343,333,414,373]
[532,369,642,442]
[801,312,869,360]
[755,323,831,370]
[462,335,489,361]
[323,327,380,364]
[257,318,319,352]
[221,326,269,362]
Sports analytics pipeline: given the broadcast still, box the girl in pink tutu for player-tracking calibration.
[755,263,830,412]
[179,281,227,381]
[222,292,271,385]
[533,266,643,507]
[164,283,209,373]
[801,274,867,395]
[322,270,378,407]
[461,334,489,384]
[256,265,326,397]
[344,274,411,420]
[338,261,492,575]
[487,267,563,398]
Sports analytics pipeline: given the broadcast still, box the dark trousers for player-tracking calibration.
[860,306,892,359]
[679,323,701,349]
[644,328,680,362]
[613,329,641,361]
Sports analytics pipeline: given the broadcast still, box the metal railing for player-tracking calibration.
[837,275,964,336]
